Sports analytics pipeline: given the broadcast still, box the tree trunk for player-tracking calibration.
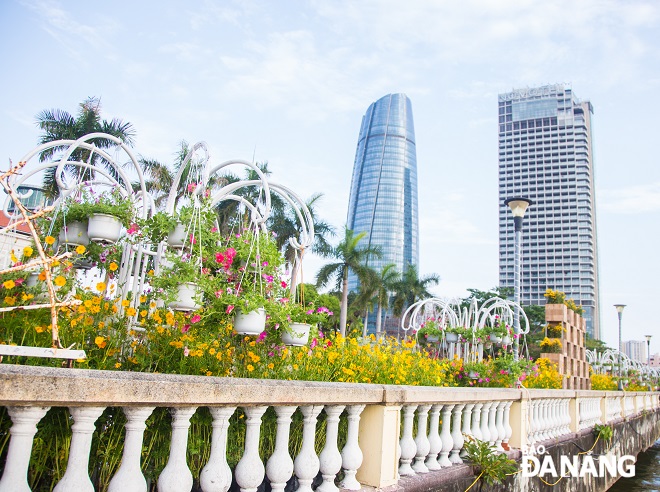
[363,311,369,338]
[375,301,382,339]
[340,267,349,337]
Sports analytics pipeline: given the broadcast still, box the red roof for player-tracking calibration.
[0,214,32,235]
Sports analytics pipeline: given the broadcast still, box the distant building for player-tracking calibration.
[649,353,660,367]
[623,340,646,364]
[1,185,48,269]
[498,84,601,338]
[347,93,419,291]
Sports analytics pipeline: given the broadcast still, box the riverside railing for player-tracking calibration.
[0,365,658,492]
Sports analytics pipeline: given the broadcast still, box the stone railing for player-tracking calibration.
[0,365,658,492]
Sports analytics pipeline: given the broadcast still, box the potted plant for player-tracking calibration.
[444,326,467,343]
[280,303,332,346]
[415,318,442,343]
[463,360,490,381]
[151,253,204,312]
[138,211,178,246]
[487,318,510,344]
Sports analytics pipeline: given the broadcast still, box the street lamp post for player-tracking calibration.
[614,304,626,391]
[646,335,652,366]
[505,197,533,361]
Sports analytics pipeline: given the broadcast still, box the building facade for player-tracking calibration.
[623,340,647,364]
[347,93,419,291]
[498,84,601,338]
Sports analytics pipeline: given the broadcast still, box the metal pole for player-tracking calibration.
[618,311,623,391]
[513,216,523,361]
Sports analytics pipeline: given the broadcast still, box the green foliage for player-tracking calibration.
[462,436,518,485]
[138,211,178,244]
[594,423,613,441]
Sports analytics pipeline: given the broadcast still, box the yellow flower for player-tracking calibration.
[54,276,66,287]
[206,371,212,376]
[10,251,18,263]
[35,325,45,333]
[147,269,155,276]
[267,363,274,370]
[3,280,15,289]
[109,262,118,271]
[121,299,130,307]
[139,295,147,303]
[96,282,106,292]
[95,336,107,349]
[45,236,56,245]
[75,245,86,255]
[4,296,16,306]
[140,310,147,318]
[126,307,137,317]
[247,364,254,372]
[209,348,216,355]
[115,362,122,369]
[23,246,33,258]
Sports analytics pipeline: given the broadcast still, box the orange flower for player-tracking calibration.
[96,282,107,292]
[94,336,107,349]
[45,236,56,245]
[54,276,66,287]
[109,262,118,271]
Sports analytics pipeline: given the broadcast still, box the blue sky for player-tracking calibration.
[1,0,659,353]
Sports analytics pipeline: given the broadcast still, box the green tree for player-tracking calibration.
[315,228,381,337]
[365,264,400,338]
[36,97,136,197]
[392,264,440,317]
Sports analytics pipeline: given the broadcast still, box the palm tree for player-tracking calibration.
[268,193,335,290]
[371,264,401,338]
[392,264,440,317]
[315,228,381,337]
[36,97,136,197]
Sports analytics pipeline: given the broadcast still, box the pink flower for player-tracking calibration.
[306,309,314,315]
[127,223,139,235]
[190,314,201,324]
[257,331,267,342]
[215,291,223,298]
[226,305,235,314]
[310,338,318,349]
[262,261,268,267]
[211,227,218,233]
[216,252,225,264]
[181,324,190,333]
[187,183,197,193]
[281,281,287,288]
[183,346,190,356]
[189,234,196,244]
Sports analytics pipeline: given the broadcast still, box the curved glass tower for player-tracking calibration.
[347,93,419,290]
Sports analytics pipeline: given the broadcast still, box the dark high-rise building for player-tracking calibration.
[347,93,419,291]
[498,84,600,338]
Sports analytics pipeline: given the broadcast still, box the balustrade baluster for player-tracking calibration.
[265,406,296,492]
[294,405,324,492]
[438,404,454,467]
[399,404,418,476]
[53,406,105,492]
[157,407,197,492]
[108,407,155,492]
[479,402,491,444]
[459,404,474,458]
[201,407,237,492]
[471,403,483,441]
[236,406,268,492]
[449,404,465,464]
[340,405,365,490]
[527,400,537,445]
[412,405,431,473]
[487,402,498,447]
[503,401,513,449]
[494,402,505,452]
[426,404,442,470]
[318,405,346,492]
[0,406,50,492]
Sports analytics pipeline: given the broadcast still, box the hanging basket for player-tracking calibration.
[489,334,503,344]
[281,322,311,346]
[445,332,459,343]
[88,214,123,244]
[169,282,201,311]
[167,223,187,248]
[58,220,89,247]
[73,257,95,270]
[426,335,440,343]
[233,308,266,335]
[469,371,480,380]
[501,335,512,346]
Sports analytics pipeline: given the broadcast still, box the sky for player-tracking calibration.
[1,0,659,353]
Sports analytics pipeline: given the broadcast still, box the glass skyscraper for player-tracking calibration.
[498,84,601,338]
[347,93,419,291]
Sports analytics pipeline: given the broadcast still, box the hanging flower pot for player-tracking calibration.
[73,257,95,270]
[169,282,201,311]
[167,223,187,249]
[88,214,123,244]
[281,322,311,346]
[501,335,512,346]
[233,308,266,335]
[489,334,503,344]
[469,371,480,379]
[426,335,440,343]
[58,220,89,247]
[445,332,459,343]
[25,272,40,288]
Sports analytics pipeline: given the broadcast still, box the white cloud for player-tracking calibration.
[599,182,660,213]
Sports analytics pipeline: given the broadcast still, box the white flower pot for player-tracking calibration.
[281,322,311,346]
[58,220,89,247]
[489,334,503,344]
[445,332,459,343]
[25,272,39,287]
[426,335,440,343]
[501,335,512,345]
[469,371,480,379]
[88,214,123,244]
[169,282,201,311]
[167,224,187,248]
[233,308,266,335]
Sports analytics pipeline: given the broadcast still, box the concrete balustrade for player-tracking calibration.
[0,365,658,491]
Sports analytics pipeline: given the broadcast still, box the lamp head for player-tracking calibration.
[504,197,533,218]
[646,335,652,343]
[614,304,626,314]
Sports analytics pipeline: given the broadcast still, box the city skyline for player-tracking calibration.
[1,1,658,353]
[347,93,419,292]
[498,84,600,338]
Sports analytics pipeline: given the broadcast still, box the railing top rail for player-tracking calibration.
[1,365,658,407]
